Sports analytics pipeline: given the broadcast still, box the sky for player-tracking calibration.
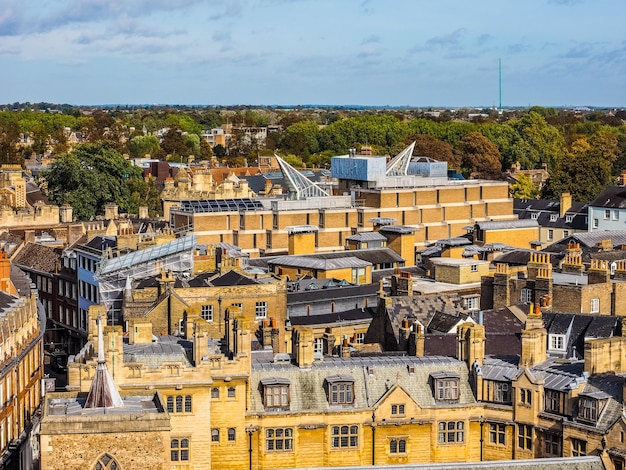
[0,0,625,107]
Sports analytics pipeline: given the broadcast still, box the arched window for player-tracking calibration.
[228,428,236,441]
[212,428,220,442]
[212,387,220,399]
[228,387,236,398]
[176,395,183,413]
[166,396,174,413]
[185,395,192,413]
[94,453,120,470]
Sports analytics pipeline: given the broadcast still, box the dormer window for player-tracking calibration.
[531,213,539,220]
[578,396,598,423]
[550,214,558,222]
[326,376,355,406]
[549,334,566,352]
[431,372,460,402]
[565,214,573,223]
[261,378,290,409]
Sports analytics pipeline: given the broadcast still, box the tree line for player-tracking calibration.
[2,106,626,218]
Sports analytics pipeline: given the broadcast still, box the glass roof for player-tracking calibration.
[178,198,265,213]
[98,235,196,275]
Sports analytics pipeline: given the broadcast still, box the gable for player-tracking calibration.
[373,383,421,419]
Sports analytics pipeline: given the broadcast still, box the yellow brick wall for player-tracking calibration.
[415,189,437,205]
[438,187,465,204]
[444,205,471,221]
[483,228,538,249]
[425,224,449,242]
[421,207,444,224]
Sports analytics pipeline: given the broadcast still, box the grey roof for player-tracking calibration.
[123,336,194,368]
[379,225,417,234]
[589,186,626,209]
[475,219,539,230]
[578,373,625,431]
[268,255,371,270]
[249,355,475,413]
[345,232,388,242]
[251,248,405,272]
[47,394,161,417]
[556,230,626,249]
[289,307,374,327]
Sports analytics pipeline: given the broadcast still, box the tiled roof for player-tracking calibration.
[13,242,61,273]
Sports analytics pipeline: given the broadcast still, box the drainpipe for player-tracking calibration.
[371,412,376,465]
[246,426,256,470]
[479,417,484,461]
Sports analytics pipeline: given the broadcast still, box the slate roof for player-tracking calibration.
[365,295,468,351]
[209,270,259,286]
[428,311,470,333]
[514,198,588,230]
[542,312,621,358]
[589,186,626,209]
[493,249,563,267]
[287,282,379,304]
[289,307,374,327]
[577,373,625,431]
[249,355,476,413]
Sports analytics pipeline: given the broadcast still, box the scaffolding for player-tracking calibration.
[95,235,197,325]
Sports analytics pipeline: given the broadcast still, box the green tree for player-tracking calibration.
[509,173,538,199]
[129,135,160,159]
[280,121,320,157]
[161,127,188,158]
[541,133,616,202]
[127,175,162,217]
[456,132,502,180]
[41,142,141,220]
[510,111,565,171]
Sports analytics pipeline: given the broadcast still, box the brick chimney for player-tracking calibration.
[520,304,547,369]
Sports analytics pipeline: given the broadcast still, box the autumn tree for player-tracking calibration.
[411,135,460,169]
[456,132,503,180]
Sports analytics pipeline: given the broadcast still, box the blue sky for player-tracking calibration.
[1,0,624,107]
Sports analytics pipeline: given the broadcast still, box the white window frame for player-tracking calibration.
[565,214,573,223]
[201,304,214,322]
[465,296,479,310]
[531,213,539,220]
[593,218,599,228]
[604,209,611,219]
[520,288,532,304]
[255,301,268,319]
[613,210,619,221]
[590,298,599,313]
[549,334,566,351]
[550,214,557,222]
[547,229,554,241]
